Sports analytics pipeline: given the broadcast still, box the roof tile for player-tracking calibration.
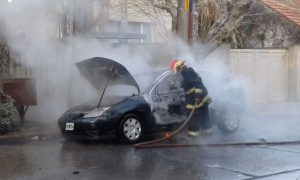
[260,0,300,26]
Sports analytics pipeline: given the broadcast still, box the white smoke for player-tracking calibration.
[0,0,244,127]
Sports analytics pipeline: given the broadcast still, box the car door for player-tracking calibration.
[148,71,186,125]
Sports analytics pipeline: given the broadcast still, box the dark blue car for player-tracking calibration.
[58,57,244,143]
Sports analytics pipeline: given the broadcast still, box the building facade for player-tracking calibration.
[58,0,172,43]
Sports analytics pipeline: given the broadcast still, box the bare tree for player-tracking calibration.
[121,0,253,45]
[127,0,300,48]
[112,0,175,38]
[200,0,253,46]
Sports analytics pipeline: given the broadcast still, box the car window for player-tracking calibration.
[156,74,182,95]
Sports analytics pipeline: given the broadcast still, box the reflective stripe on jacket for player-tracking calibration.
[186,95,212,109]
[186,87,203,95]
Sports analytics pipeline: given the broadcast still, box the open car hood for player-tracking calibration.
[76,57,140,93]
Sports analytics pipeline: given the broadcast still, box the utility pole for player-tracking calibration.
[176,0,193,43]
[187,0,193,43]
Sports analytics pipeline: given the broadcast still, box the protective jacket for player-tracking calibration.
[181,66,211,109]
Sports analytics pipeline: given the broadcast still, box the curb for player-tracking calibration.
[0,130,60,144]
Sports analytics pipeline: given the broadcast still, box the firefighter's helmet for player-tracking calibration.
[169,59,185,73]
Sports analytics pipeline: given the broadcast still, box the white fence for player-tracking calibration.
[230,49,288,103]
[286,45,300,101]
[6,47,300,105]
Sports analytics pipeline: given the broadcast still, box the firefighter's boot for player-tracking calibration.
[187,131,200,138]
[201,128,213,135]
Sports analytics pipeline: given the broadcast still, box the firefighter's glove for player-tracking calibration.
[195,97,201,105]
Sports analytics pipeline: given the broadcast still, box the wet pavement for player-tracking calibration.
[1,102,300,180]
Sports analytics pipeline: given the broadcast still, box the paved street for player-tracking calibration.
[1,102,300,180]
[1,0,300,179]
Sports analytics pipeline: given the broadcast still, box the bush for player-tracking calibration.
[0,93,16,134]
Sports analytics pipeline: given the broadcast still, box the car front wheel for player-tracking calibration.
[118,114,144,144]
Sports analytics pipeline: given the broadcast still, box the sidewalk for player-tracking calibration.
[0,119,60,144]
[247,101,300,117]
[1,101,299,144]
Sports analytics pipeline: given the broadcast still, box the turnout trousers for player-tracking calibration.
[186,105,211,132]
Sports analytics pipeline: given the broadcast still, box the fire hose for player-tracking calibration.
[134,107,300,149]
[134,107,196,149]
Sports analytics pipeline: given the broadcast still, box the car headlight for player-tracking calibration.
[83,107,110,118]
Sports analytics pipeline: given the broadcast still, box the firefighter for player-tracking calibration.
[170,60,212,137]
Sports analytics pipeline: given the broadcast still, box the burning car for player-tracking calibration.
[58,57,244,143]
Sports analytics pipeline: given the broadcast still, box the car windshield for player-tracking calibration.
[134,70,166,93]
[75,84,138,108]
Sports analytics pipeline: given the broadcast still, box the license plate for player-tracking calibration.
[65,123,74,131]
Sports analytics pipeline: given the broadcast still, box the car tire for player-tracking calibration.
[217,110,240,134]
[118,114,144,144]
